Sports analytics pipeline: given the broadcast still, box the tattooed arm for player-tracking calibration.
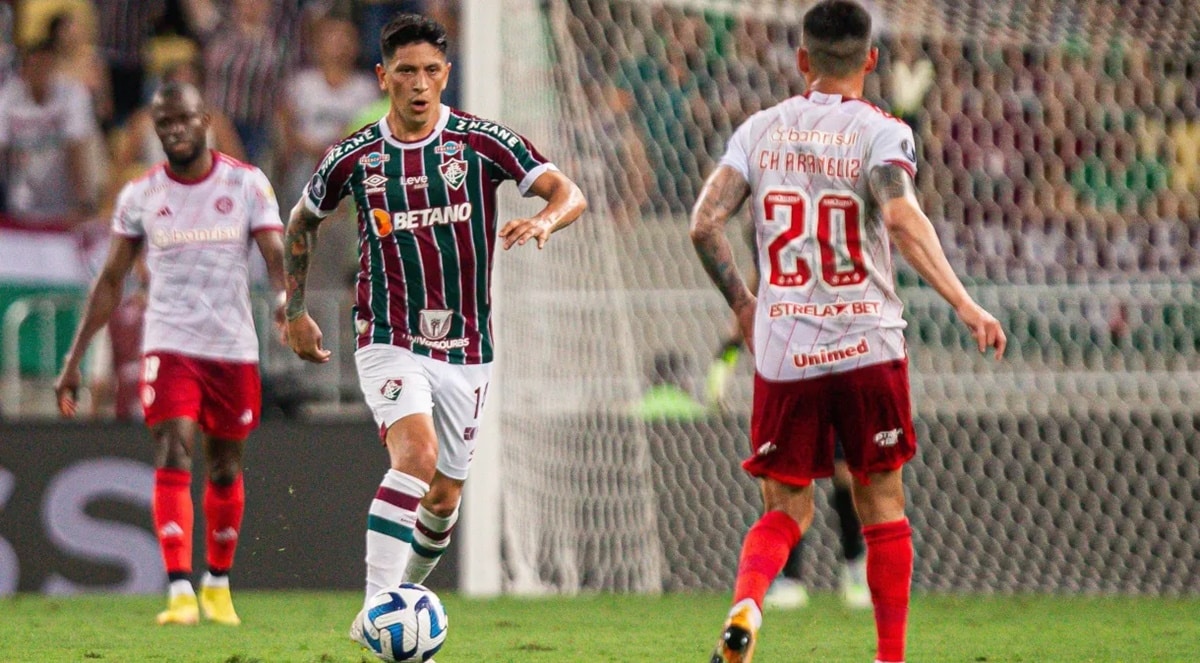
[283,201,332,363]
[689,165,754,351]
[870,163,1006,358]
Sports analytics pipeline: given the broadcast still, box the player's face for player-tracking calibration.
[151,93,210,167]
[377,41,451,134]
[20,51,55,98]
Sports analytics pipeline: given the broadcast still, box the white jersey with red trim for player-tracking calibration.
[720,91,918,381]
[111,151,283,362]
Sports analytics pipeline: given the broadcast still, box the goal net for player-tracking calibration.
[489,0,1200,595]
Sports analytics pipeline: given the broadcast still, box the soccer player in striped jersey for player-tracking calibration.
[691,2,1006,662]
[55,82,287,626]
[281,13,587,643]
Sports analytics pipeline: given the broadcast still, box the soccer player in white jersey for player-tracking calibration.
[55,82,286,627]
[280,13,587,646]
[691,2,1006,662]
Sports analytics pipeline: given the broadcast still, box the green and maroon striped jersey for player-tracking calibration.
[303,106,557,364]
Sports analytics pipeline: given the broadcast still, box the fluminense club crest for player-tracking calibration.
[419,309,454,340]
[380,378,403,401]
[439,158,468,190]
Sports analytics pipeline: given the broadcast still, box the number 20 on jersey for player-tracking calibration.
[762,187,869,289]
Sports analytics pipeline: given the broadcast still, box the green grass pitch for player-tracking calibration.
[0,591,1196,662]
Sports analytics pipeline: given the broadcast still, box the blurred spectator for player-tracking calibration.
[108,57,245,198]
[0,2,15,89]
[0,40,99,226]
[587,72,653,224]
[354,0,420,63]
[613,18,706,215]
[346,95,389,134]
[93,0,166,129]
[1167,115,1200,196]
[47,8,111,126]
[183,0,316,166]
[886,33,933,130]
[423,0,459,106]
[276,15,377,207]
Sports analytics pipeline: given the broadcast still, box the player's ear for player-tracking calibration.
[375,62,387,90]
[797,48,810,75]
[864,47,879,74]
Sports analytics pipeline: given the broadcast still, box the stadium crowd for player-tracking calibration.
[0,0,459,232]
[566,0,1200,285]
[0,0,461,418]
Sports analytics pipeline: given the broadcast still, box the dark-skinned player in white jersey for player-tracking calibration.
[691,2,1006,662]
[55,82,287,627]
[281,13,587,646]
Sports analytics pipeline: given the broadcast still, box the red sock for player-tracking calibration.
[863,518,913,663]
[203,475,245,573]
[153,468,193,575]
[733,510,802,610]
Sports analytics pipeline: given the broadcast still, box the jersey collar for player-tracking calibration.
[379,105,451,150]
[806,90,845,104]
[164,150,220,185]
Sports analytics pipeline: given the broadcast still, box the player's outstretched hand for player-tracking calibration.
[286,313,332,363]
[53,366,82,417]
[956,301,1006,360]
[499,217,554,250]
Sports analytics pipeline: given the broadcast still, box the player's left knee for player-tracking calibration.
[207,461,242,485]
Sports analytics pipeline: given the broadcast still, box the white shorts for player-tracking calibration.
[355,344,492,481]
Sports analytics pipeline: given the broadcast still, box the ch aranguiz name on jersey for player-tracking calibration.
[369,202,474,236]
[759,150,861,178]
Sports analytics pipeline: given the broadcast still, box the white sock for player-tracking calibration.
[168,579,195,599]
[200,572,228,589]
[364,470,428,606]
[403,504,459,584]
[729,598,763,630]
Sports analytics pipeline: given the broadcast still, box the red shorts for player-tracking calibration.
[139,351,261,440]
[747,359,916,486]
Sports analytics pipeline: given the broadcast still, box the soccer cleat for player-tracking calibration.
[841,557,872,610]
[710,599,761,663]
[763,577,809,610]
[156,592,199,626]
[199,573,241,626]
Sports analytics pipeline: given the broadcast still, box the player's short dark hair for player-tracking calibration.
[380,13,448,62]
[802,0,873,77]
[153,81,204,110]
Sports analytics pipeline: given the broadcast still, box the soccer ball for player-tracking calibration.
[358,583,449,662]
